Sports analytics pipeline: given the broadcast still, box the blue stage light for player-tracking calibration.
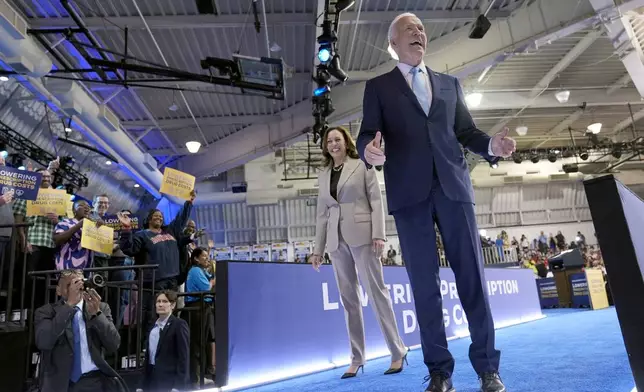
[318,47,331,63]
[313,86,330,96]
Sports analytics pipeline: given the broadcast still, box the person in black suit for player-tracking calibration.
[33,269,122,392]
[138,290,190,392]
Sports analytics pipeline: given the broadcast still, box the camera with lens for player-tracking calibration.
[83,274,105,291]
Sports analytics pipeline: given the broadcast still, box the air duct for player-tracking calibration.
[0,1,180,203]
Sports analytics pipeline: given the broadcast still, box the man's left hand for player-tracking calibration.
[490,127,516,158]
[83,288,101,316]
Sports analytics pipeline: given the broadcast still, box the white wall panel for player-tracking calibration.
[191,182,594,246]
[474,188,493,213]
[520,184,549,211]
[492,186,520,212]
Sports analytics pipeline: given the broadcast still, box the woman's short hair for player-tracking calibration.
[321,126,360,167]
[156,290,178,304]
[190,247,208,264]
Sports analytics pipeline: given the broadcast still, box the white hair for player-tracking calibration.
[387,12,420,61]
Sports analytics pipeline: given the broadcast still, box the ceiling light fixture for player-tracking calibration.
[0,76,8,82]
[105,160,112,165]
[515,125,528,136]
[587,122,602,134]
[185,141,202,153]
[555,90,570,103]
[270,42,282,52]
[465,92,483,108]
[134,183,140,188]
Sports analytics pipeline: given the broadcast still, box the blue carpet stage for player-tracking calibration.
[239,308,635,392]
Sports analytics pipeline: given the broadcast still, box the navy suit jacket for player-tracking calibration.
[357,66,499,214]
[142,315,190,391]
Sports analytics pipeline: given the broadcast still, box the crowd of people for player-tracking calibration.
[0,155,218,391]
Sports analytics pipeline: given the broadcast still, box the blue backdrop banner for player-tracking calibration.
[223,263,543,390]
[536,277,559,308]
[0,166,42,200]
[570,272,591,307]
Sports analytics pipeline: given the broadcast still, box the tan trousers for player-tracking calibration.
[330,233,407,366]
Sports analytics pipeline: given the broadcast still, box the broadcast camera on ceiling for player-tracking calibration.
[1,0,286,100]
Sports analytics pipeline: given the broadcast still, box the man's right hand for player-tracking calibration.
[364,131,386,166]
[310,254,322,272]
[66,277,84,307]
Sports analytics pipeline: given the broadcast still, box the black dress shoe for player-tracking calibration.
[479,372,506,392]
[424,371,455,392]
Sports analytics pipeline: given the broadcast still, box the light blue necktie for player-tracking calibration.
[70,306,82,382]
[410,67,430,115]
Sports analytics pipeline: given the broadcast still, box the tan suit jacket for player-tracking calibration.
[314,158,386,255]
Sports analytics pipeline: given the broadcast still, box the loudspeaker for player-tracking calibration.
[195,0,216,15]
[468,14,491,39]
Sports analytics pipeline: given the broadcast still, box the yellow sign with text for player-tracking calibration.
[26,188,67,216]
[80,220,114,254]
[585,269,609,310]
[66,201,74,218]
[159,167,195,200]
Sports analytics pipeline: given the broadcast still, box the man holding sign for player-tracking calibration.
[13,159,61,308]
[53,200,103,271]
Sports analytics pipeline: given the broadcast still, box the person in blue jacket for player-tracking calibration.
[117,190,196,332]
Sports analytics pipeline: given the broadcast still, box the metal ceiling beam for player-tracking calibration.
[531,108,587,148]
[123,114,282,128]
[606,73,632,94]
[175,0,644,179]
[609,106,644,135]
[28,10,512,30]
[488,29,602,134]
[590,0,644,98]
[350,0,644,81]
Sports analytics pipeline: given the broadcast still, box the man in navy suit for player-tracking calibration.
[357,13,516,392]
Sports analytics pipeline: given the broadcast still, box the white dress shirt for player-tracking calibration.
[74,299,99,374]
[396,61,495,156]
[148,316,170,365]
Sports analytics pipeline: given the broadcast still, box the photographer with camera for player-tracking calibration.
[33,269,121,392]
[53,200,103,271]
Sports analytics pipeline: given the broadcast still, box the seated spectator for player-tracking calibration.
[139,290,189,392]
[184,247,216,383]
[53,200,98,271]
[34,269,121,392]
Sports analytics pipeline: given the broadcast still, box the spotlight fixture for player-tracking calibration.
[317,45,332,63]
[465,92,483,108]
[587,122,602,134]
[327,54,348,82]
[134,183,140,188]
[334,0,355,12]
[169,103,178,111]
[313,85,330,97]
[512,153,523,164]
[0,150,7,159]
[515,125,528,136]
[0,76,8,82]
[611,147,622,159]
[185,141,202,153]
[579,151,589,160]
[105,160,112,165]
[530,154,540,164]
[555,90,570,103]
[547,153,557,163]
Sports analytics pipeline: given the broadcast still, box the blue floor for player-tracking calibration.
[241,308,635,392]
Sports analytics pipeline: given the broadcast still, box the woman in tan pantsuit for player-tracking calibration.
[310,126,408,379]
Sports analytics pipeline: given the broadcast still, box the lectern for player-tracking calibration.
[549,248,584,307]
[584,175,644,391]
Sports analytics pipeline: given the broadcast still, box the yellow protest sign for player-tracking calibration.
[159,167,195,200]
[66,201,74,218]
[26,188,67,216]
[585,269,609,310]
[80,220,115,254]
